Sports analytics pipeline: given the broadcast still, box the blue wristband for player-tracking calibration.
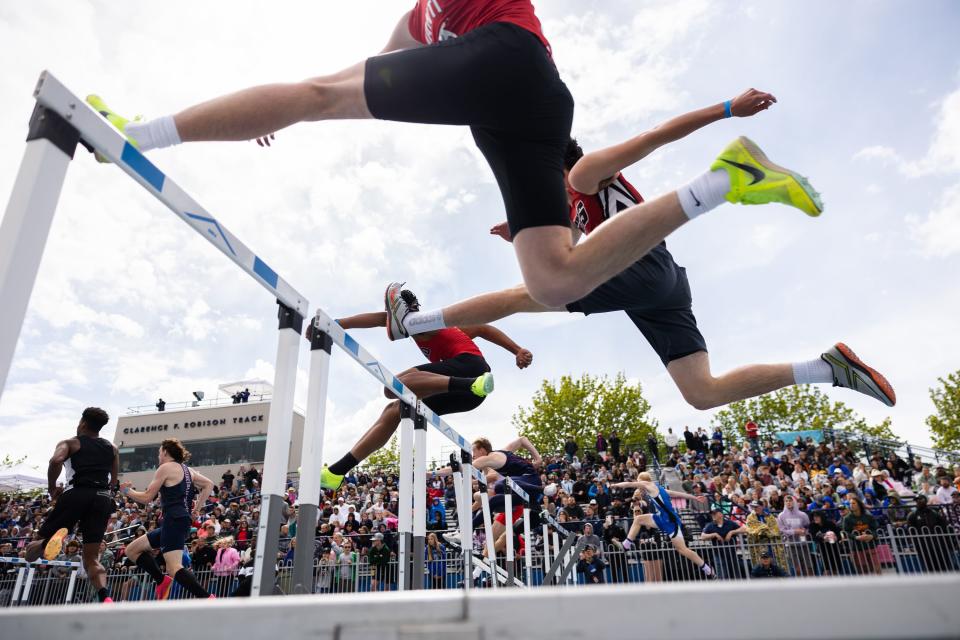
[724,100,733,118]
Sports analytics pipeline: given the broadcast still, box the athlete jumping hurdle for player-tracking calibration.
[318,288,533,490]
[388,90,896,410]
[88,0,821,314]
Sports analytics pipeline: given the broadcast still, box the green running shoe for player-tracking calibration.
[711,136,823,216]
[85,94,141,162]
[320,467,344,491]
[470,372,495,398]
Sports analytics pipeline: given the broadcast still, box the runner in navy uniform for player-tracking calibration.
[612,472,715,578]
[434,436,542,544]
[25,407,118,603]
[120,438,215,599]
[317,290,533,490]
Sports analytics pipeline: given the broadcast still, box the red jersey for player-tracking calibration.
[414,327,483,363]
[407,0,550,52]
[568,174,644,236]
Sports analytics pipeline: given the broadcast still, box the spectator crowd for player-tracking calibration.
[2,426,959,601]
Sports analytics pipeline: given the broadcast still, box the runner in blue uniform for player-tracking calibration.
[612,472,715,578]
[120,438,216,599]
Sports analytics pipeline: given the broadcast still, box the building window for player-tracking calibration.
[119,436,267,473]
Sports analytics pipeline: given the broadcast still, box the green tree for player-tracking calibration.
[1,454,26,471]
[512,373,658,455]
[927,371,960,452]
[360,434,400,472]
[711,385,897,444]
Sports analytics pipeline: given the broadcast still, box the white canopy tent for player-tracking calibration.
[0,474,45,493]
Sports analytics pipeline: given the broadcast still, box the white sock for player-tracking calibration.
[677,169,730,220]
[792,358,834,385]
[402,308,446,335]
[126,115,182,152]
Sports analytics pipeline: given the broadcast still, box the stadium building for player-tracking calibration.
[113,380,304,488]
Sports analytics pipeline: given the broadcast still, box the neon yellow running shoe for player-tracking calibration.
[43,527,69,560]
[320,467,344,491]
[711,136,823,216]
[85,94,141,162]
[469,372,495,398]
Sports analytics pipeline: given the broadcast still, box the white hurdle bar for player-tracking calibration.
[297,309,479,592]
[0,71,308,598]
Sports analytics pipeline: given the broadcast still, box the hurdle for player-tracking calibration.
[0,70,476,597]
[294,309,478,593]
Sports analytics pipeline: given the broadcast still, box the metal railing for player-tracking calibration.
[125,395,273,415]
[5,524,957,606]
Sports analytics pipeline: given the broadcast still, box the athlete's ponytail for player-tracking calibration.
[160,438,191,463]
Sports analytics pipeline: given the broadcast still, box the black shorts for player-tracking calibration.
[566,243,707,366]
[365,22,573,236]
[414,353,490,415]
[37,488,114,545]
[146,515,192,554]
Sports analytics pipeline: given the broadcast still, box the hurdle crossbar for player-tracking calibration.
[1,71,311,598]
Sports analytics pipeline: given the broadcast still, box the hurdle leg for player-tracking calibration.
[504,492,515,587]
[479,491,498,589]
[252,303,302,597]
[397,403,415,591]
[523,508,533,587]
[459,454,474,590]
[0,105,80,400]
[542,522,552,586]
[292,317,332,594]
[412,412,427,590]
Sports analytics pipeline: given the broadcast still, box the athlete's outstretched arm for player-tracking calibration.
[666,489,707,503]
[568,88,777,194]
[335,312,387,331]
[460,324,533,369]
[110,445,120,491]
[120,464,171,505]
[610,481,642,490]
[502,436,543,467]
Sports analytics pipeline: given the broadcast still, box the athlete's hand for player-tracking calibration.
[730,88,777,117]
[254,133,276,147]
[49,486,63,501]
[489,222,512,243]
[515,348,533,369]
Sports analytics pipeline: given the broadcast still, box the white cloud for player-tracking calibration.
[908,181,960,258]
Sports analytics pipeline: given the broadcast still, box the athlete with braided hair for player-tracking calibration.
[319,287,533,490]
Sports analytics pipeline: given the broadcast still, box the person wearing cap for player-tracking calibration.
[745,500,787,569]
[368,531,392,591]
[576,544,607,584]
[750,550,787,578]
[828,458,851,478]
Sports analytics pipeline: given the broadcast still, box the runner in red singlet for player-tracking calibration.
[396,90,895,411]
[317,287,533,490]
[95,1,820,323]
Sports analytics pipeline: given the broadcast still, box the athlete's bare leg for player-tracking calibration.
[670,535,709,569]
[626,513,656,541]
[438,284,562,328]
[81,542,108,597]
[349,401,402,461]
[513,192,689,307]
[667,351,796,411]
[382,367,476,400]
[174,62,371,142]
[123,534,151,562]
[161,549,183,577]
